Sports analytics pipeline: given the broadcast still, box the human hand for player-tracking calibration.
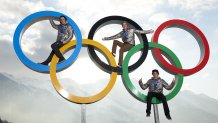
[60,41,67,44]
[172,78,176,83]
[139,78,142,83]
[102,37,107,40]
[148,29,154,34]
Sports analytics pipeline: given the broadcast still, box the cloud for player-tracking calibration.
[149,12,171,23]
[0,0,55,55]
[167,0,218,21]
[53,0,165,35]
[168,0,218,11]
[202,73,210,79]
[0,34,12,42]
[57,0,164,16]
[0,1,53,21]
[0,22,17,43]
[214,28,218,35]
[59,51,110,85]
[153,32,177,49]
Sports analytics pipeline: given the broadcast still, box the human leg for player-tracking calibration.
[118,43,133,66]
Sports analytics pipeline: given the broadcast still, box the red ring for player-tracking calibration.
[152,19,210,75]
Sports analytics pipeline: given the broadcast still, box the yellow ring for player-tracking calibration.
[50,39,117,104]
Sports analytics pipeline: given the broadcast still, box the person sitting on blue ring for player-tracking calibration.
[139,69,176,120]
[39,15,74,65]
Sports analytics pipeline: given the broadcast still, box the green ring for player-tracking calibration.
[122,42,184,104]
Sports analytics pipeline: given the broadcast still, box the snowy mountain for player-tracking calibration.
[0,73,218,123]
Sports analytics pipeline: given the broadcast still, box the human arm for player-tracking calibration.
[102,31,122,40]
[49,19,59,30]
[133,29,154,34]
[163,78,176,90]
[139,78,149,90]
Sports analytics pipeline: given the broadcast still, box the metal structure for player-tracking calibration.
[13,10,210,123]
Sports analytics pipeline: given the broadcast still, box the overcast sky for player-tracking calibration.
[0,0,218,100]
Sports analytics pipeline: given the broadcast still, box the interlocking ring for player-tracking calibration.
[13,11,210,105]
[88,16,148,75]
[50,39,117,104]
[13,11,82,73]
[152,19,210,76]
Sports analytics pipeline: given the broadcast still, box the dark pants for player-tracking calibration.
[112,40,134,66]
[146,92,170,115]
[43,41,65,64]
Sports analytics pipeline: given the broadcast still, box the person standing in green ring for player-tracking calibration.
[139,69,176,120]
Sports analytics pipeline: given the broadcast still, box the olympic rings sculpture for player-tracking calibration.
[13,11,210,104]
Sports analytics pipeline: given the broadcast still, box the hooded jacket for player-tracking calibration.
[50,19,74,44]
[139,77,175,93]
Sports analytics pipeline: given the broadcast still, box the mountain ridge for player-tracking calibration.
[0,72,218,123]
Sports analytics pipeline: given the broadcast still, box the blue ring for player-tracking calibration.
[13,11,82,73]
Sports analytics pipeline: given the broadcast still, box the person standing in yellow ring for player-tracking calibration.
[102,21,154,67]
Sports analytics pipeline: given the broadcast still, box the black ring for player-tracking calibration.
[88,16,148,75]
